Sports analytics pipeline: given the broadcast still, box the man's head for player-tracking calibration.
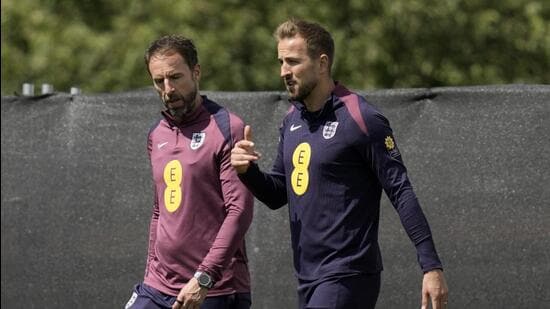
[274,19,334,102]
[145,35,201,120]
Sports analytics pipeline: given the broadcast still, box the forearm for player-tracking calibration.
[395,194,443,272]
[238,163,288,209]
[198,201,253,281]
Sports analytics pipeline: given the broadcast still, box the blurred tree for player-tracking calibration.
[2,0,549,95]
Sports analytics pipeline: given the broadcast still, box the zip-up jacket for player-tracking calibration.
[239,84,442,280]
[144,96,253,296]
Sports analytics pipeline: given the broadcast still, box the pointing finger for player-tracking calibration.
[244,125,253,141]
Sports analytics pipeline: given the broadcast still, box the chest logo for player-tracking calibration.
[163,160,183,213]
[322,121,339,139]
[290,124,302,132]
[157,142,168,149]
[291,143,311,196]
[190,132,206,150]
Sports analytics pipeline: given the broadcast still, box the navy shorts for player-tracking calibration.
[125,282,251,309]
[297,272,381,309]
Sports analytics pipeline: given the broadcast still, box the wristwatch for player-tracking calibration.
[194,271,214,289]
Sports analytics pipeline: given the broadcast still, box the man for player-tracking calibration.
[231,19,448,309]
[126,35,253,309]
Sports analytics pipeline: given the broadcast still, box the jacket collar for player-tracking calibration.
[161,95,208,128]
[290,82,348,122]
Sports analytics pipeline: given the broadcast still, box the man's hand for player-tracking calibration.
[421,269,448,309]
[172,277,208,309]
[231,125,260,174]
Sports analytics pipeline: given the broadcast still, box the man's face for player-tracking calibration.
[277,35,320,102]
[148,51,200,118]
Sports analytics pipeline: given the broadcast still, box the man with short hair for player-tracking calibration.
[231,19,448,309]
[126,35,253,309]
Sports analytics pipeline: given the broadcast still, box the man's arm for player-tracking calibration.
[145,187,159,278]
[231,125,288,209]
[366,112,443,271]
[197,143,254,280]
[174,120,255,308]
[197,120,255,281]
[145,135,159,277]
[366,111,448,308]
[175,156,254,308]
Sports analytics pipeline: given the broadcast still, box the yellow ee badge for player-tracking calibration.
[163,160,183,212]
[384,136,400,157]
[291,143,311,196]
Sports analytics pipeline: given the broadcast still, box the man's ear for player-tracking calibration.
[193,64,201,80]
[319,54,330,74]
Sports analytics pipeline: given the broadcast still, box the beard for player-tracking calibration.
[286,78,315,102]
[162,84,198,119]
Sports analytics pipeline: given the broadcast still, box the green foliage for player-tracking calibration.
[2,0,549,95]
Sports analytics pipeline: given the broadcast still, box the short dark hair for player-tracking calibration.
[144,35,199,71]
[274,19,335,71]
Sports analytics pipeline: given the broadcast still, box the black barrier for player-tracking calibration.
[2,85,549,308]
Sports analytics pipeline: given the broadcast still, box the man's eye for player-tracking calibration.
[154,79,163,84]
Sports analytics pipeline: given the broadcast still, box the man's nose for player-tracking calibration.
[280,63,291,78]
[164,79,175,93]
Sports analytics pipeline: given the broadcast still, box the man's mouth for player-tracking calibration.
[165,96,181,104]
[285,80,296,87]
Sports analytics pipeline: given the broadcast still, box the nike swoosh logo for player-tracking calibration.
[157,142,168,149]
[290,124,302,132]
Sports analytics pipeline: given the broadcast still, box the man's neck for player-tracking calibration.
[304,79,335,112]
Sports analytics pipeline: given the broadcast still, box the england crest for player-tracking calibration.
[190,132,206,150]
[322,121,339,139]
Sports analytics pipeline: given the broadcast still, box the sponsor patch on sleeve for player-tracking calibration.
[384,135,401,158]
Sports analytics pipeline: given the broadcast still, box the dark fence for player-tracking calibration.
[2,85,549,308]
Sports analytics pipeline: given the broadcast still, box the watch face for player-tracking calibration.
[199,274,209,284]
[194,271,214,288]
[197,273,212,287]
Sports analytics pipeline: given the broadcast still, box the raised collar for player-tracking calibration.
[161,95,208,128]
[291,82,349,122]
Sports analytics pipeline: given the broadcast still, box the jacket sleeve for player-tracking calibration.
[145,134,159,277]
[366,110,443,272]
[197,116,254,282]
[145,187,160,277]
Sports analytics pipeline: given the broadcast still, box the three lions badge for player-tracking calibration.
[190,132,206,150]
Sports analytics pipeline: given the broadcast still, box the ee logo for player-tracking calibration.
[163,160,182,212]
[291,143,311,195]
